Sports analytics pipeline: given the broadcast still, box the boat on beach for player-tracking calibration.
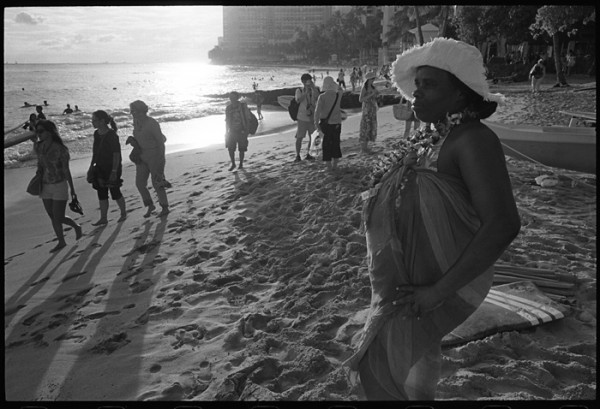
[483,120,596,174]
[4,122,35,149]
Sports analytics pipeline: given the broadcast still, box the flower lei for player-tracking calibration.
[369,109,478,187]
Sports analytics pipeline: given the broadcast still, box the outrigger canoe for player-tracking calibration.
[4,122,35,149]
[483,120,596,174]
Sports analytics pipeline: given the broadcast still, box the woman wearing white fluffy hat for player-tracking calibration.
[346,38,521,400]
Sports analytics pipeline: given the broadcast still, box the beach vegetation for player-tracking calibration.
[529,5,596,87]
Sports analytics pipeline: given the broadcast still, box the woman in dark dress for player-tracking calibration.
[87,110,127,225]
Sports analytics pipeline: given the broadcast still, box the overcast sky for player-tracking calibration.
[3,6,224,64]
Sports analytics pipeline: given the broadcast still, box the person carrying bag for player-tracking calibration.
[314,76,343,171]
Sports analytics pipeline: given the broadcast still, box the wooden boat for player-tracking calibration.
[482,120,596,174]
[4,122,35,149]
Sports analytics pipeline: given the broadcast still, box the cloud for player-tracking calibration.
[15,12,42,25]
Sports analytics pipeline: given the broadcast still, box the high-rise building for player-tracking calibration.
[221,6,332,53]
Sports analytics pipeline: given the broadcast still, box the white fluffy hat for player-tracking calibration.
[391,37,505,104]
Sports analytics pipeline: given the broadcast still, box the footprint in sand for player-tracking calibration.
[5,304,26,316]
[23,311,43,326]
[89,332,131,354]
[130,278,154,294]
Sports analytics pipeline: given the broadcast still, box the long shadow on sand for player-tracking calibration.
[4,223,123,400]
[4,248,72,328]
[51,217,168,400]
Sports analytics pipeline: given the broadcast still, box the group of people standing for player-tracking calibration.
[30,100,170,252]
[24,38,522,403]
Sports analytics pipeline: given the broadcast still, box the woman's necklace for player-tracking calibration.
[369,109,477,187]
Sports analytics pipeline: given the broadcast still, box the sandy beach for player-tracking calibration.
[4,80,596,405]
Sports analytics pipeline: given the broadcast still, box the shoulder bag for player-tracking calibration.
[393,98,414,121]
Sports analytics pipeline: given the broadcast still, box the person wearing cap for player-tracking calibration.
[128,99,170,218]
[358,71,380,154]
[225,91,251,170]
[346,38,521,400]
[314,76,343,171]
[294,73,320,162]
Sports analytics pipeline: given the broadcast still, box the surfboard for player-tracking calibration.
[441,280,569,347]
[277,95,348,120]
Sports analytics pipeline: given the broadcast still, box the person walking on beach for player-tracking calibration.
[225,91,250,171]
[127,100,170,218]
[358,72,379,154]
[33,119,82,252]
[347,38,520,400]
[254,90,264,120]
[350,67,358,92]
[63,104,73,114]
[294,73,320,162]
[314,76,343,171]
[529,59,545,93]
[87,110,127,225]
[337,69,346,90]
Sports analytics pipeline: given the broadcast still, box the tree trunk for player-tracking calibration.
[552,33,568,86]
[414,6,424,45]
[439,5,449,38]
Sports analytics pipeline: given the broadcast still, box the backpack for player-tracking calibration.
[288,97,300,121]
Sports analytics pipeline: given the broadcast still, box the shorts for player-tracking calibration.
[40,180,69,201]
[97,186,123,201]
[296,120,315,139]
[226,129,249,152]
[322,123,342,161]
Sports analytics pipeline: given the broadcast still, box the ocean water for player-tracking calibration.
[4,62,322,167]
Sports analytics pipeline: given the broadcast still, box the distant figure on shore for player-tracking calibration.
[33,119,82,252]
[254,90,264,120]
[63,104,73,114]
[74,105,80,112]
[127,100,170,218]
[36,105,46,120]
[358,72,379,154]
[294,73,320,162]
[529,59,546,93]
[337,69,346,90]
[314,76,343,171]
[358,67,363,87]
[401,97,421,139]
[348,38,519,401]
[225,91,250,171]
[87,110,127,225]
[350,67,358,92]
[43,100,49,106]
[566,50,576,77]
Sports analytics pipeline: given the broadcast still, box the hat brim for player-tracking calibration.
[391,38,505,104]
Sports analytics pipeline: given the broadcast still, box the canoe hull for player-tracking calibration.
[4,130,35,149]
[483,120,596,174]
